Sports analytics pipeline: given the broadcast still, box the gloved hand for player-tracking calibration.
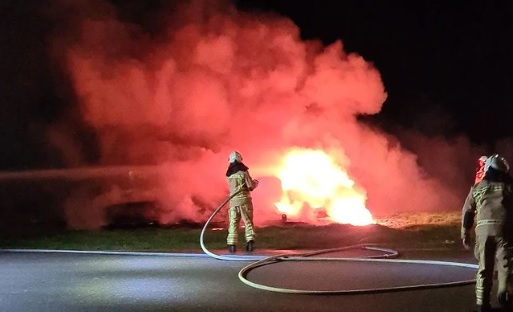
[462,234,471,250]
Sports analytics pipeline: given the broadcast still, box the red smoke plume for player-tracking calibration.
[51,0,470,228]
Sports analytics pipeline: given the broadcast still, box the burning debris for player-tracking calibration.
[273,148,373,226]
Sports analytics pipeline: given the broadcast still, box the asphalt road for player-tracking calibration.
[0,248,491,312]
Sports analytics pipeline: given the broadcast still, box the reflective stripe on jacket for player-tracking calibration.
[227,170,255,205]
[462,180,513,238]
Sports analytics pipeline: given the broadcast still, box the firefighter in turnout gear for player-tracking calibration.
[462,154,513,312]
[475,155,488,185]
[225,151,259,253]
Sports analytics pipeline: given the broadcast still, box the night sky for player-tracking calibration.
[235,0,513,142]
[1,0,513,170]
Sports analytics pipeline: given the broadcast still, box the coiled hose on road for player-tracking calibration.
[200,189,478,294]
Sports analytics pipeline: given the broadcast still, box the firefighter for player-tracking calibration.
[462,154,513,312]
[475,155,488,185]
[225,151,259,253]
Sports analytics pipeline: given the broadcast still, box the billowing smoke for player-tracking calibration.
[46,0,476,228]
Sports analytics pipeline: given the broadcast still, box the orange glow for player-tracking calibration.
[274,148,374,226]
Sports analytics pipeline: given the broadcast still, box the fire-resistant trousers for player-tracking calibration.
[227,201,255,245]
[474,235,511,305]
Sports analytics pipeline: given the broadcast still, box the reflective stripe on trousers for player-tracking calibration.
[474,235,511,305]
[227,201,255,245]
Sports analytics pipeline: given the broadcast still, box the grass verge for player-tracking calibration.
[0,212,464,252]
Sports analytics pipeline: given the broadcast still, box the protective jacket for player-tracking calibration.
[228,170,256,205]
[462,179,513,239]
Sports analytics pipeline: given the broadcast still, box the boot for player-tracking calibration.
[246,240,254,252]
[228,244,236,254]
[498,292,512,311]
[476,303,491,312]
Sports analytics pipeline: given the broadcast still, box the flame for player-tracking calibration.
[274,148,374,226]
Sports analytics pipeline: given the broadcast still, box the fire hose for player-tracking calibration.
[200,188,478,294]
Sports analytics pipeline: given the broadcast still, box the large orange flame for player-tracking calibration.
[274,148,374,226]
